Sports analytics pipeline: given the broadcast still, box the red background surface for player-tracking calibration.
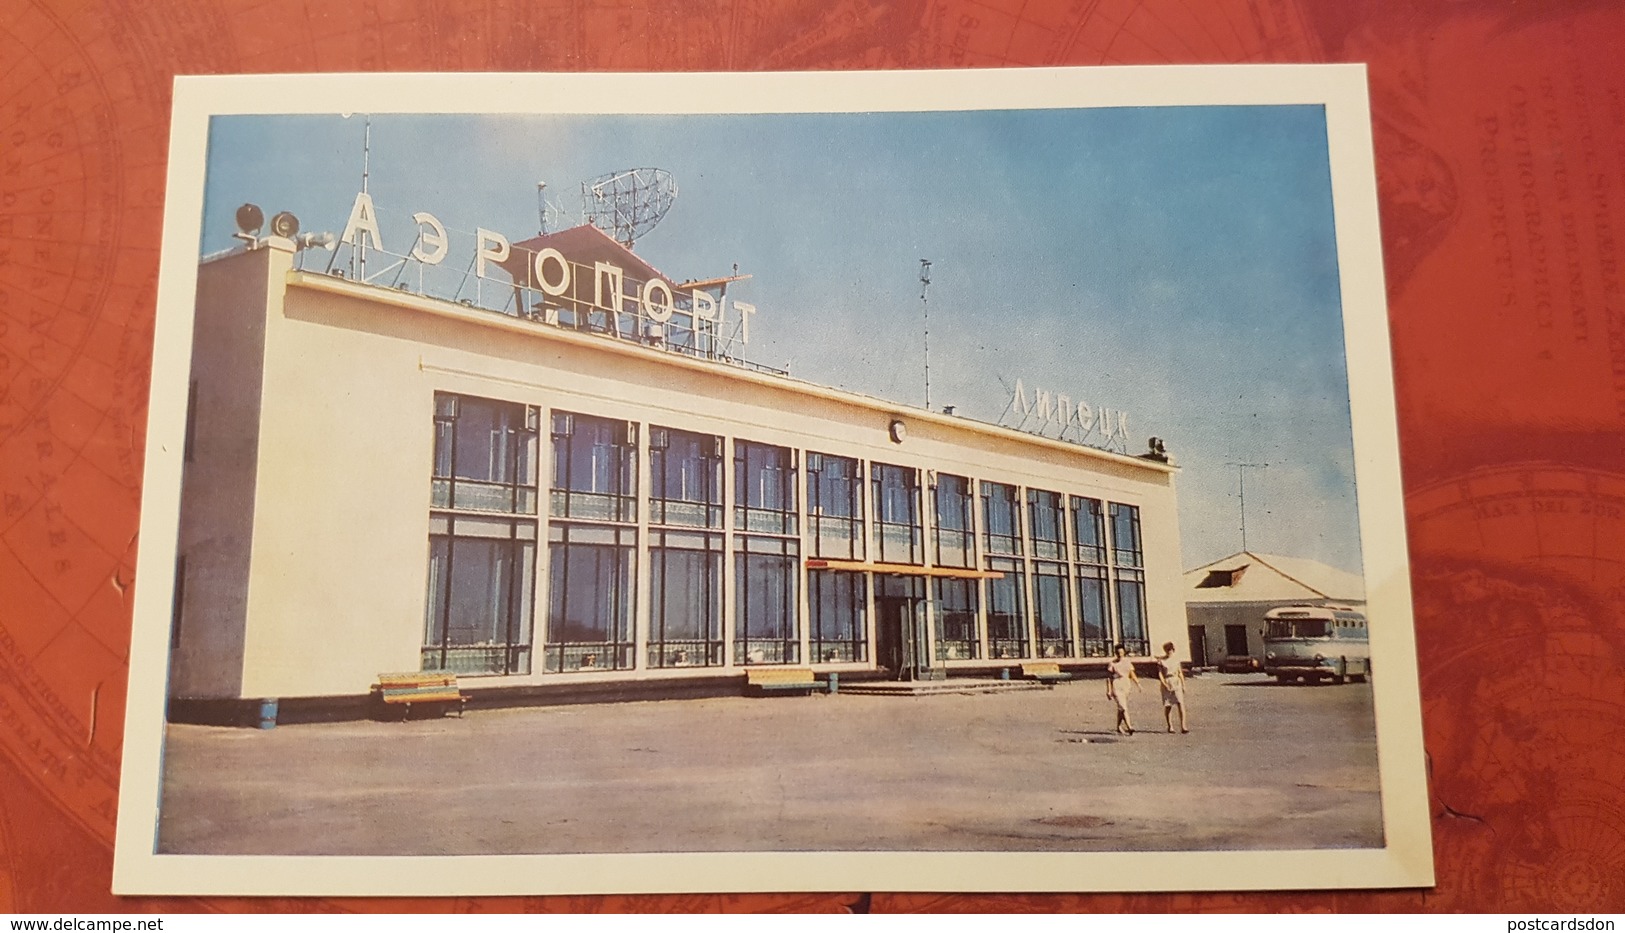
[1,0,1622,914]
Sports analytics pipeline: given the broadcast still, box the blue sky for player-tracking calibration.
[200,107,1363,574]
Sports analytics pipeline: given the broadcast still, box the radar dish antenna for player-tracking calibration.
[581,167,677,248]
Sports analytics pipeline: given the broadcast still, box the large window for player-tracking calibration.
[550,412,637,523]
[735,536,800,664]
[1072,495,1107,565]
[734,440,797,536]
[650,426,722,528]
[985,557,1028,659]
[1115,568,1149,656]
[932,472,975,569]
[1075,565,1112,657]
[424,393,540,676]
[1111,502,1143,568]
[933,577,979,660]
[423,515,536,675]
[648,530,723,668]
[1028,489,1065,561]
[982,481,1023,556]
[1072,496,1112,657]
[431,394,539,514]
[807,453,863,560]
[1109,503,1147,654]
[872,462,922,564]
[1033,561,1071,658]
[809,570,867,663]
[545,524,635,672]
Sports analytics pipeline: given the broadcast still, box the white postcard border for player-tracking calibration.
[114,65,1433,896]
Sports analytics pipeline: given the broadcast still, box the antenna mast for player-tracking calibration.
[354,115,371,281]
[920,259,933,410]
[1227,461,1269,551]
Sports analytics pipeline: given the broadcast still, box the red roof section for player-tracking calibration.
[499,224,675,289]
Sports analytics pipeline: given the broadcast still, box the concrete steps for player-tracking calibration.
[834,678,1053,697]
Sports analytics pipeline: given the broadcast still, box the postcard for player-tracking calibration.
[114,66,1432,895]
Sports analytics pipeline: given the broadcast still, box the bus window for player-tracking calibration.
[1267,619,1329,638]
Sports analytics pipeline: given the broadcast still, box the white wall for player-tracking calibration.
[169,247,280,698]
[190,259,1185,698]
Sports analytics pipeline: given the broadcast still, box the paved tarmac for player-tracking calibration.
[156,673,1384,855]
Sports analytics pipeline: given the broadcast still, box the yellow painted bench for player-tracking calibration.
[744,667,820,696]
[373,672,467,719]
[1020,662,1072,684]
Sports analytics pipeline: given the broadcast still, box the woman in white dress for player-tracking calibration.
[1157,641,1189,734]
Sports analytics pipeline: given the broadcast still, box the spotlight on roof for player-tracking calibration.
[270,211,300,239]
[1143,436,1169,463]
[234,203,264,240]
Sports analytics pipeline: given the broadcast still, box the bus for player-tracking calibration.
[1262,605,1370,685]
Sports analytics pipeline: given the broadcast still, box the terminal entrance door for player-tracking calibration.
[875,574,934,681]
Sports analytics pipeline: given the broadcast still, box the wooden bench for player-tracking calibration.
[744,668,820,696]
[1020,662,1073,684]
[374,672,466,719]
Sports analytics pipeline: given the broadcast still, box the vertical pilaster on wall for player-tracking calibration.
[721,436,737,669]
[632,420,652,672]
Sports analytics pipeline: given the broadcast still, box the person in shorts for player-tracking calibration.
[1156,641,1189,734]
[1106,644,1141,735]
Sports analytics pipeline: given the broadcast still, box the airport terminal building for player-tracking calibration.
[167,218,1185,717]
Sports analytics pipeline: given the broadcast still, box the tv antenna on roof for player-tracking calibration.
[920,259,933,410]
[580,167,678,248]
[1227,461,1269,551]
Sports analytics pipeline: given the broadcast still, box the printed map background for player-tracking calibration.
[1,0,1622,913]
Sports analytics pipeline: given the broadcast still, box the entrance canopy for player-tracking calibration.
[805,559,1003,580]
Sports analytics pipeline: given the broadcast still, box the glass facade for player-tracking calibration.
[424,394,540,675]
[545,524,635,671]
[933,577,978,660]
[550,412,636,522]
[736,536,799,664]
[807,453,863,560]
[423,516,536,674]
[650,427,722,528]
[648,530,722,667]
[1116,568,1149,656]
[932,472,975,569]
[422,391,1166,678]
[872,463,922,564]
[1110,502,1149,655]
[431,394,539,514]
[982,481,1023,556]
[1028,489,1065,561]
[809,570,867,663]
[985,556,1028,659]
[735,440,801,664]
[735,440,797,536]
[1072,496,1112,657]
[1111,502,1143,569]
[1072,495,1107,564]
[1033,561,1071,658]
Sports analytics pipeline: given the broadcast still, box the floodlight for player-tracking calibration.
[234,203,264,237]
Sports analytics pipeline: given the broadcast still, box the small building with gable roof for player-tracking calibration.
[1183,550,1366,671]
